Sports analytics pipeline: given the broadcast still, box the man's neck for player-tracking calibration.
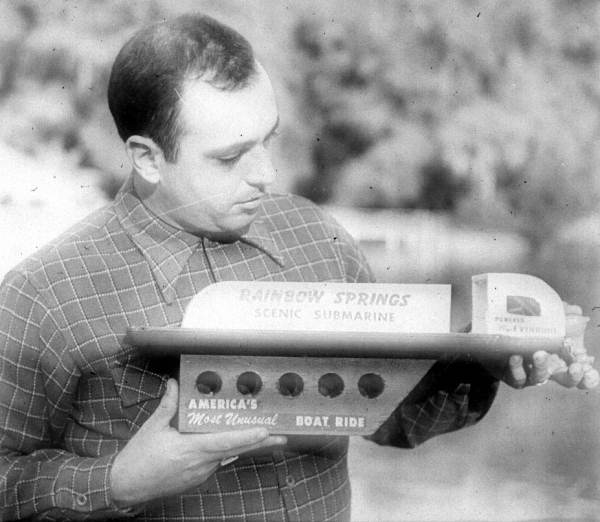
[131,173,248,242]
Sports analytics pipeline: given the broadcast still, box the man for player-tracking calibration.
[0,14,596,521]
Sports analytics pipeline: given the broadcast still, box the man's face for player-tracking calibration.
[153,66,279,239]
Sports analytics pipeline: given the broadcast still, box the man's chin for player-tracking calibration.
[206,220,254,243]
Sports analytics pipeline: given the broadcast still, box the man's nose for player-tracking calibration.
[245,149,276,189]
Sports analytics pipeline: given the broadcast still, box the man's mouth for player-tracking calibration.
[239,194,263,204]
[236,195,263,209]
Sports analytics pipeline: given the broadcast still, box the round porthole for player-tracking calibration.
[318,373,345,398]
[196,371,222,395]
[237,371,263,396]
[358,373,385,399]
[278,373,304,397]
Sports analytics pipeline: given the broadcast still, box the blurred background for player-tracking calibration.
[1,0,599,520]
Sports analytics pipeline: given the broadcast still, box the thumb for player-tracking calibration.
[148,378,179,428]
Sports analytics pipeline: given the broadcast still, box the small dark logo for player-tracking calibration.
[506,296,541,316]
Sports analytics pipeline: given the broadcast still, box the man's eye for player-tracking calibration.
[217,153,242,166]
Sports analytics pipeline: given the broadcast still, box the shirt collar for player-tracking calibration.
[114,177,284,302]
[240,214,286,267]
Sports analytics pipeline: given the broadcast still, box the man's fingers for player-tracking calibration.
[217,435,288,460]
[578,367,600,390]
[550,363,583,388]
[505,355,527,388]
[549,362,600,390]
[200,428,285,454]
[147,378,179,428]
[547,354,567,374]
[528,351,551,385]
[204,435,288,470]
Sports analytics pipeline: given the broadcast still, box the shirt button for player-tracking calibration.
[285,475,296,488]
[75,493,88,507]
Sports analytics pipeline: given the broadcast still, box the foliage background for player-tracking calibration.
[1,1,600,520]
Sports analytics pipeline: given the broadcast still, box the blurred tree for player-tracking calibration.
[291,0,600,246]
[1,0,599,247]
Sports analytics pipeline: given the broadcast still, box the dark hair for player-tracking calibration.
[108,14,257,162]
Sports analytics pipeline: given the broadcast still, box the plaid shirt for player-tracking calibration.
[0,179,498,521]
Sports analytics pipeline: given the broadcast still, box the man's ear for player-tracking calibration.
[125,135,165,184]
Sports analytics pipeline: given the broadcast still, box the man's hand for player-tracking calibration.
[499,350,598,389]
[485,303,599,389]
[110,379,286,507]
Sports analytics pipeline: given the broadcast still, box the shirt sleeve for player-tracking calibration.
[367,356,499,448]
[0,271,139,520]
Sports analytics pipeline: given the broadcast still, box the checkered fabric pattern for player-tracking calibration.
[0,179,498,521]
